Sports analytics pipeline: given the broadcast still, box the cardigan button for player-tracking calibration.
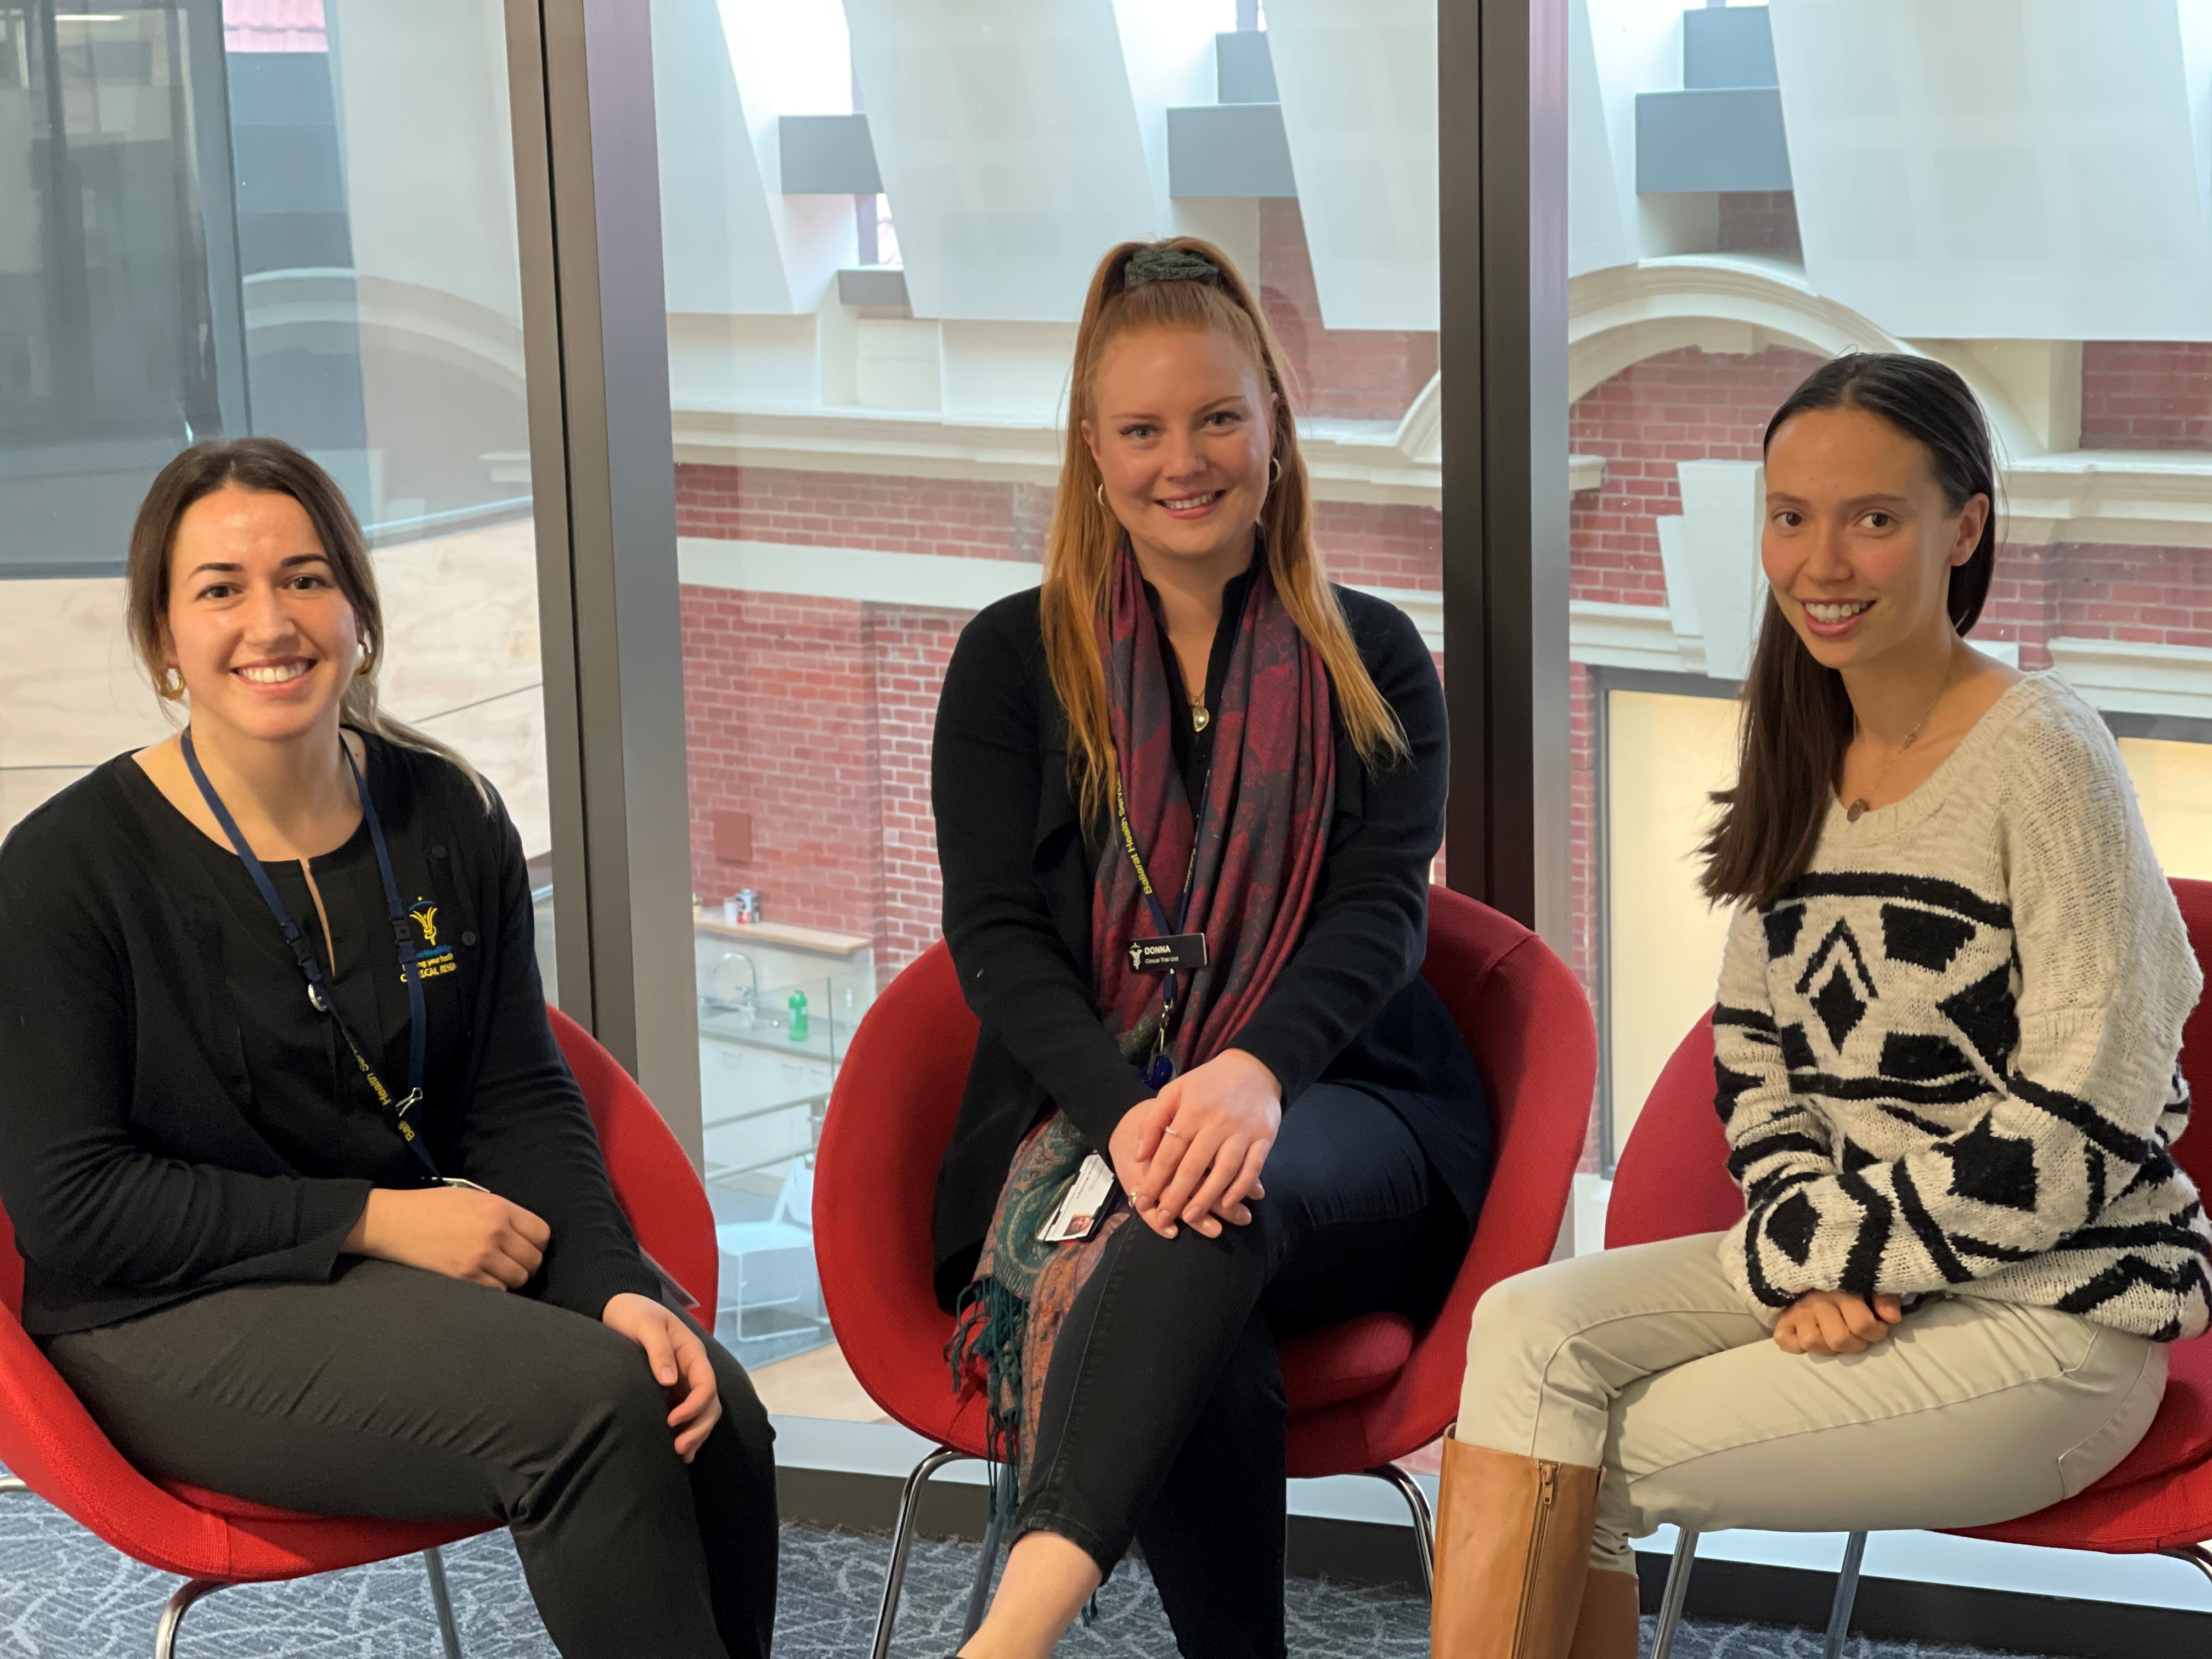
[461,930,479,947]
[430,844,449,860]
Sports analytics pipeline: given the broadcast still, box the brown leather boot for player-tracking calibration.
[1429,1435,1605,1659]
[1567,1568,1642,1659]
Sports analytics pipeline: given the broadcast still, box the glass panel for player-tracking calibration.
[648,0,1442,1412]
[0,0,560,996]
[1599,683,1735,1154]
[1570,1,2212,1188]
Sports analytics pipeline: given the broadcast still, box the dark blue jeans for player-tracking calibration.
[1017,1082,1474,1659]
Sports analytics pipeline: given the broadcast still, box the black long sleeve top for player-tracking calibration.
[0,733,661,1336]
[927,581,1490,1307]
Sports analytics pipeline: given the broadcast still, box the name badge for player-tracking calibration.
[1038,1154,1119,1244]
[1128,933,1208,974]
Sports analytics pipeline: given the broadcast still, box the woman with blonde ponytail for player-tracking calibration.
[930,240,1492,1658]
[0,439,780,1658]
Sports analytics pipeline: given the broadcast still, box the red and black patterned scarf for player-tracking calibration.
[949,539,1336,1504]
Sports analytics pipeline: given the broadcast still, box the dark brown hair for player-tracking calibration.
[1041,236,1407,821]
[126,437,484,798]
[1699,352,1998,907]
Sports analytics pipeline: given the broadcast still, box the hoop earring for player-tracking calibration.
[356,646,375,678]
[158,667,184,701]
[1269,455,1282,484]
[1094,482,1107,509]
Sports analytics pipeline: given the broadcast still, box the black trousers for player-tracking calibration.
[1017,1082,1472,1659]
[44,1259,777,1659]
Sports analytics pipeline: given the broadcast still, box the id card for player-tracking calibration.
[1127,933,1208,974]
[1037,1153,1118,1244]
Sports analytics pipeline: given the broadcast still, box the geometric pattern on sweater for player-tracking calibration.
[1713,676,2212,1342]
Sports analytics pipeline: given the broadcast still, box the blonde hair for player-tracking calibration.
[126,438,488,806]
[1044,237,1407,821]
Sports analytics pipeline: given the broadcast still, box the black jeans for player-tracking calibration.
[1018,1082,1471,1659]
[45,1259,777,1659]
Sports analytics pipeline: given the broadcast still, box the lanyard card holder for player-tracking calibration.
[1037,1153,1118,1244]
[1113,769,1210,1092]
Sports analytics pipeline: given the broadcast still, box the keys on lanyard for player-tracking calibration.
[1113,770,1210,1088]
[181,729,441,1181]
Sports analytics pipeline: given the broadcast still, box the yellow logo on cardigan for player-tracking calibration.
[407,899,459,981]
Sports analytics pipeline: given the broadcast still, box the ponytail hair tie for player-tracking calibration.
[1123,245,1222,290]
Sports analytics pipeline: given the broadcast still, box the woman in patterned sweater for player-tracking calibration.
[1430,352,2210,1659]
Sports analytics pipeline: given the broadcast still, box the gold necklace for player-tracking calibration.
[1844,680,1948,822]
[1189,696,1210,733]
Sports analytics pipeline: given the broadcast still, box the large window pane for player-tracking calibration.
[1568,2,2212,1175]
[648,0,1442,1412]
[0,0,561,995]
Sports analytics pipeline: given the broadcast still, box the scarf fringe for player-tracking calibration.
[947,1274,1028,1522]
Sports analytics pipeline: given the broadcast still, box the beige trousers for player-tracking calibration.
[1455,1233,2168,1573]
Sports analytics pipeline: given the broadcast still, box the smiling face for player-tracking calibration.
[162,484,364,744]
[1081,323,1274,577]
[1761,404,1989,674]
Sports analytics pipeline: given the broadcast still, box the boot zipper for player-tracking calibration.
[1511,1460,1559,1658]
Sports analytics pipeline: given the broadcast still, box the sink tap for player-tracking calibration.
[706,951,760,1027]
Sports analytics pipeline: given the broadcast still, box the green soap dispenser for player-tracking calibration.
[787,988,810,1043]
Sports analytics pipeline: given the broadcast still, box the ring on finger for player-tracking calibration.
[1161,1125,1186,1140]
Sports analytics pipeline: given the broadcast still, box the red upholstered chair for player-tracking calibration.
[0,1005,713,1659]
[814,885,1597,1657]
[1609,876,2212,1659]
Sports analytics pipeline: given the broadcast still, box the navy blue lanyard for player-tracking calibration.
[181,729,438,1179]
[1111,768,1202,1014]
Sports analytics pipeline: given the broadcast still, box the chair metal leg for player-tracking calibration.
[153,1579,227,1659]
[1650,1530,1699,1659]
[423,1546,465,1659]
[1821,1531,1868,1659]
[1362,1463,1437,1593]
[2162,1541,2212,1589]
[871,1446,972,1659]
[959,1474,1007,1641]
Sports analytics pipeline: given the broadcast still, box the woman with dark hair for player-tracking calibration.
[929,238,1490,1659]
[1430,353,2208,1659]
[0,439,778,1658]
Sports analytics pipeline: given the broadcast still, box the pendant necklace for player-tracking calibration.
[1845,680,1948,822]
[1189,695,1210,733]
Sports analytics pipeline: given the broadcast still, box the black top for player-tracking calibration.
[0,735,661,1336]
[927,580,1489,1307]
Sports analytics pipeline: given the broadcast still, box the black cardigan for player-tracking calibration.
[928,584,1488,1307]
[0,736,661,1336]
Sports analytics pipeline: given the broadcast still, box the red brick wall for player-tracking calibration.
[1568,345,1824,610]
[1313,500,1441,591]
[676,464,1051,561]
[2050,541,2212,650]
[2081,343,2212,452]
[682,588,883,944]
[678,460,1435,595]
[1258,199,1439,422]
[871,607,966,971]
[682,583,972,983]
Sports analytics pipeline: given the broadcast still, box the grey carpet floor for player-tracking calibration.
[0,1497,2030,1658]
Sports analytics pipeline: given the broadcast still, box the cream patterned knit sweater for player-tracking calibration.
[1716,674,2211,1341]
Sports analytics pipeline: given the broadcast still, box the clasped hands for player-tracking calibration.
[343,1185,721,1460]
[1107,1048,1282,1240]
[1775,1287,1906,1356]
